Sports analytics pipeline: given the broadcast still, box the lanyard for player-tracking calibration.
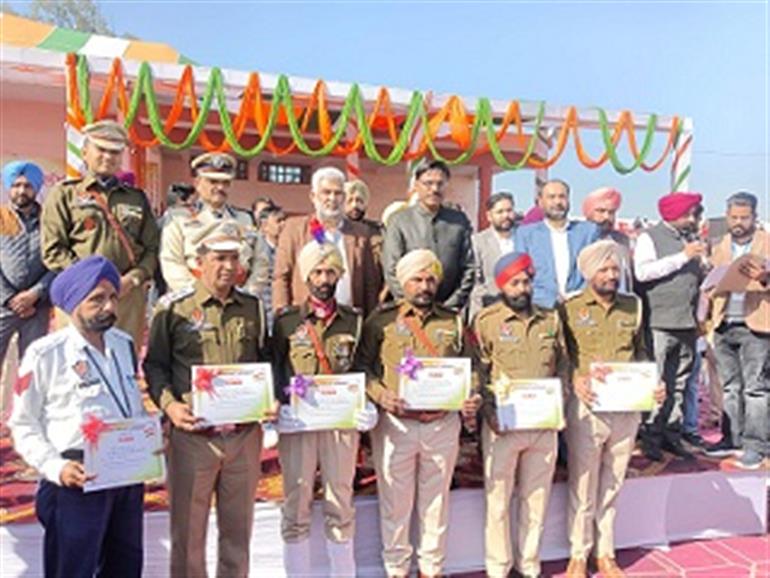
[84,348,132,419]
[304,321,333,375]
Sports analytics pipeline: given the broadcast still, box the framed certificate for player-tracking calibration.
[398,357,471,411]
[84,416,165,493]
[494,377,565,431]
[590,362,658,412]
[191,363,275,426]
[289,373,366,431]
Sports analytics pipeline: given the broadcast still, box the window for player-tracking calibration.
[258,162,309,185]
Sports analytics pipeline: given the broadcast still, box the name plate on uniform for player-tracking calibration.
[290,373,366,431]
[590,362,658,412]
[191,363,275,426]
[398,357,471,411]
[84,416,165,493]
[494,377,565,431]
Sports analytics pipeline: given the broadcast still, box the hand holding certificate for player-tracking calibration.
[191,363,275,426]
[494,376,565,431]
[398,356,471,411]
[285,372,366,432]
[83,415,165,493]
[590,362,658,412]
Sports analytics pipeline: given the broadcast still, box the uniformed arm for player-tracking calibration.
[271,315,291,404]
[159,218,196,293]
[382,219,406,301]
[470,315,495,417]
[40,184,78,272]
[142,306,178,411]
[558,304,579,387]
[361,233,383,315]
[444,219,475,310]
[354,313,388,405]
[8,348,69,484]
[272,223,295,311]
[552,310,573,393]
[130,193,160,283]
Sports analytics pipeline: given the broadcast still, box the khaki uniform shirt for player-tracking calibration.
[143,281,267,411]
[472,301,569,414]
[272,302,363,402]
[159,202,259,293]
[41,173,160,280]
[356,301,466,405]
[560,288,647,379]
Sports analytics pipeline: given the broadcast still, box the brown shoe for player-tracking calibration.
[596,556,626,578]
[565,558,588,578]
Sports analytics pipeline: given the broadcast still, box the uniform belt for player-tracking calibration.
[60,449,84,462]
[190,423,252,437]
[398,410,447,423]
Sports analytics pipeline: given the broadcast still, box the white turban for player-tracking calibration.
[298,242,346,281]
[577,240,624,281]
[395,249,443,287]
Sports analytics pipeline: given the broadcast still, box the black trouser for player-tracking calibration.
[36,480,144,578]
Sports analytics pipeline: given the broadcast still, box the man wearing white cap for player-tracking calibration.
[41,120,160,349]
[273,241,378,577]
[357,249,481,578]
[144,227,278,578]
[160,152,260,294]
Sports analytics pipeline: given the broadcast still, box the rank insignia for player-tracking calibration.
[499,324,519,343]
[576,308,596,327]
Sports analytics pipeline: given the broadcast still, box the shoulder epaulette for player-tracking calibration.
[563,290,584,303]
[338,304,362,317]
[436,303,459,315]
[374,301,400,314]
[157,286,195,309]
[275,305,300,319]
[235,286,259,299]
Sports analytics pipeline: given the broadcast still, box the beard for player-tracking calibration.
[730,224,754,239]
[347,208,365,222]
[80,312,117,333]
[593,280,618,298]
[502,293,531,312]
[310,282,336,302]
[317,205,343,222]
[493,218,514,233]
[408,290,435,309]
[11,195,35,209]
[544,206,568,221]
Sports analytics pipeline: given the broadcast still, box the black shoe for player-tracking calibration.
[642,441,664,462]
[704,439,740,458]
[662,440,695,460]
[682,432,706,448]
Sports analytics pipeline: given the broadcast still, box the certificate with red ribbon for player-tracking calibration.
[83,416,165,493]
[191,363,275,426]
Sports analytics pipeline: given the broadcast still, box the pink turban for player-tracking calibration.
[582,187,622,218]
[521,205,544,225]
[658,192,703,221]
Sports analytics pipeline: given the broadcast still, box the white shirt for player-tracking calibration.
[495,231,515,256]
[9,326,145,485]
[725,241,753,321]
[633,226,690,282]
[545,220,570,297]
[325,228,353,306]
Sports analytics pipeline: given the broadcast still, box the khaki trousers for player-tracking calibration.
[371,412,461,577]
[167,424,263,578]
[54,283,147,353]
[566,396,640,559]
[482,423,557,578]
[278,429,359,543]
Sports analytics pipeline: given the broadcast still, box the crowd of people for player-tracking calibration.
[1,119,768,578]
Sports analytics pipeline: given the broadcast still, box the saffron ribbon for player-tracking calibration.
[194,368,219,396]
[397,348,423,381]
[285,374,313,399]
[81,414,109,448]
[308,217,326,244]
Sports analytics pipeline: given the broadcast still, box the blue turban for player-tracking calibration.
[2,161,45,193]
[50,256,122,314]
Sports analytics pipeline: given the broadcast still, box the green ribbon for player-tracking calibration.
[72,55,678,175]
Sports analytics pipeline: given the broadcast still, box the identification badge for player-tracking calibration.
[498,324,519,343]
[575,308,596,327]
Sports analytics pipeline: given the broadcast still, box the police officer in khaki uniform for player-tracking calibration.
[160,152,259,294]
[41,120,160,348]
[273,241,378,577]
[356,249,481,578]
[561,240,665,578]
[143,228,278,578]
[473,252,569,578]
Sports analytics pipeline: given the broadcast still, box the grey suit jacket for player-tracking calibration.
[469,227,514,320]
